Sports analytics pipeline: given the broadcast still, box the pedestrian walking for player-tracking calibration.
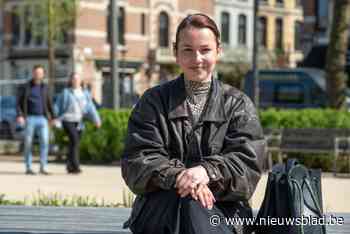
[16,65,55,175]
[54,72,101,174]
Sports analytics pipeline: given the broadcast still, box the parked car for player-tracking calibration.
[0,96,23,140]
[243,68,328,109]
[0,95,59,154]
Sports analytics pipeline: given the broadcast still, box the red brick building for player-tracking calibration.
[0,0,214,106]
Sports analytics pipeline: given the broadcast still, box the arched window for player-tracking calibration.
[107,6,125,45]
[238,14,247,45]
[141,13,146,35]
[259,17,267,47]
[0,8,3,48]
[11,6,21,46]
[221,12,230,44]
[24,6,32,46]
[294,21,302,50]
[33,4,45,46]
[118,7,125,45]
[276,0,284,5]
[159,11,169,47]
[275,18,283,49]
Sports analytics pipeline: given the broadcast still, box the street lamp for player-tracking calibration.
[110,0,120,109]
[120,47,127,107]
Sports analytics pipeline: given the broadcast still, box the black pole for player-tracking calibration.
[110,0,119,109]
[252,0,259,108]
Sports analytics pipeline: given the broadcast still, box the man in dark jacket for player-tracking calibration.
[17,65,55,175]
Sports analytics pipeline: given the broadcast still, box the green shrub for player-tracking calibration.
[79,108,131,163]
[260,108,350,129]
[53,108,131,163]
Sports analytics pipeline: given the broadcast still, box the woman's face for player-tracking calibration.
[71,74,81,88]
[175,26,221,82]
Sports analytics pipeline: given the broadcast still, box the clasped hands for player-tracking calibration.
[175,165,215,210]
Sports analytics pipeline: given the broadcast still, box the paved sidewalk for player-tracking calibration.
[1,157,350,212]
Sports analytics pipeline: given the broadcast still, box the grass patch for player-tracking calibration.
[0,189,135,208]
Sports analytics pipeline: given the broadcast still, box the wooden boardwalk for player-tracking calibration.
[0,206,349,233]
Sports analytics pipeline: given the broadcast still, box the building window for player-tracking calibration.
[258,16,267,47]
[317,0,329,30]
[0,9,3,48]
[294,21,302,51]
[24,6,33,46]
[238,14,247,45]
[59,1,71,44]
[33,4,45,46]
[106,5,110,43]
[276,0,284,6]
[221,12,230,44]
[11,7,21,46]
[275,18,283,50]
[141,13,146,35]
[159,11,169,47]
[107,6,125,45]
[118,7,125,45]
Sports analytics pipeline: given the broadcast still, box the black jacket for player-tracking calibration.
[122,75,266,202]
[16,81,55,120]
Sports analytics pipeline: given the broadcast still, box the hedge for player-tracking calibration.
[260,108,350,129]
[53,108,350,171]
[54,108,131,163]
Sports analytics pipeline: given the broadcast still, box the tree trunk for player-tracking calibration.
[326,0,350,108]
[47,0,55,95]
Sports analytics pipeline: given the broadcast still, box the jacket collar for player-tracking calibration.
[168,74,227,123]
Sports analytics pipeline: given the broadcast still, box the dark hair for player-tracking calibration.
[173,13,220,53]
[67,72,83,88]
[32,64,45,72]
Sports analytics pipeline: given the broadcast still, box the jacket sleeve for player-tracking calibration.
[54,92,64,119]
[84,91,101,125]
[121,92,185,195]
[45,86,55,119]
[16,86,25,118]
[200,95,266,202]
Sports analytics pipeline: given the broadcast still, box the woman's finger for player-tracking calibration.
[175,170,186,188]
[191,188,197,200]
[193,183,204,199]
[208,187,216,203]
[197,188,206,208]
[203,187,213,209]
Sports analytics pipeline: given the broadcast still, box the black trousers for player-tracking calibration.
[127,190,253,234]
[62,121,82,172]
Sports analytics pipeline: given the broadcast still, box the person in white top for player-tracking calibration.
[55,73,101,174]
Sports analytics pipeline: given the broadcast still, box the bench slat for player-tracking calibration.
[0,206,349,233]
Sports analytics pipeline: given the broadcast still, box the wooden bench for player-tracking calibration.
[264,128,350,175]
[0,206,349,233]
[0,206,132,234]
